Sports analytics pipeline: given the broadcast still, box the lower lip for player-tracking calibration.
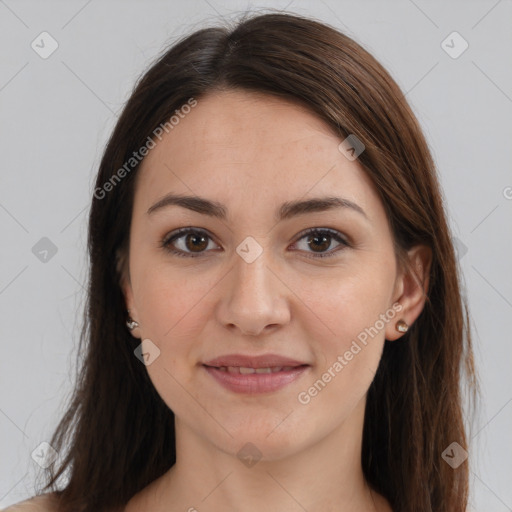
[203,365,309,394]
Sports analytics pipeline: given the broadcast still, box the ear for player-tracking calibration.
[117,248,142,339]
[385,244,432,341]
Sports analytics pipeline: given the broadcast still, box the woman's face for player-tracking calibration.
[122,90,408,460]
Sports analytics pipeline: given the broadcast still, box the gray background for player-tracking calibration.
[1,0,511,510]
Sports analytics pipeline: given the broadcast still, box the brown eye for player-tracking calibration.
[161,227,349,259]
[183,232,209,252]
[292,228,349,259]
[162,228,218,257]
[306,233,331,252]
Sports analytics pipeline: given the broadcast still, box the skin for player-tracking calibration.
[118,90,431,512]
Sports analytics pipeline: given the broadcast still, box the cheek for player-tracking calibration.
[302,262,395,347]
[295,263,395,413]
[132,265,217,413]
[134,261,217,340]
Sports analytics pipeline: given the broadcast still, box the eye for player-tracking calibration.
[291,228,349,259]
[160,227,350,259]
[161,228,220,258]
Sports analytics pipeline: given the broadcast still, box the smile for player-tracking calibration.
[214,365,298,374]
[203,364,310,393]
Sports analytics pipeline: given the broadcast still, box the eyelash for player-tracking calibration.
[160,227,350,259]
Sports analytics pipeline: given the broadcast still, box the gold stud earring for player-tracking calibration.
[395,320,409,333]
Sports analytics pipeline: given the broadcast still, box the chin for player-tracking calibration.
[214,415,314,462]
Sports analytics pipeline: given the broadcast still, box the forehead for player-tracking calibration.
[133,90,383,223]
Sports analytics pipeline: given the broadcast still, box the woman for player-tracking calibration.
[7,11,477,512]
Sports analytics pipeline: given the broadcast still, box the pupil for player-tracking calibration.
[309,234,330,252]
[187,234,207,252]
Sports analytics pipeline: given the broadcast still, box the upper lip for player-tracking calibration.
[203,353,309,369]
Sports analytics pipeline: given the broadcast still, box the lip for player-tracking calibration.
[202,353,310,394]
[203,353,308,369]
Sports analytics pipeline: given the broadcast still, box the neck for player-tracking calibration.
[146,397,385,512]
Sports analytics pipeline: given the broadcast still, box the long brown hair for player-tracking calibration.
[38,11,478,511]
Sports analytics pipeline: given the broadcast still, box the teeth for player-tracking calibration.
[238,367,256,374]
[216,366,297,373]
[255,367,273,374]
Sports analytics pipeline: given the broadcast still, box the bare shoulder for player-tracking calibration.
[2,493,59,511]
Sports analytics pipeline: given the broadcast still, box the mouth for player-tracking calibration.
[205,365,305,374]
[201,354,310,394]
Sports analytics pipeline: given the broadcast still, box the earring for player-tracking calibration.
[395,320,409,333]
[126,309,139,330]
[126,318,139,330]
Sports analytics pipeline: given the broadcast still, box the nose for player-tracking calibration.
[216,247,291,337]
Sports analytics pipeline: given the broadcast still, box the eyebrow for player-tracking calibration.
[146,193,368,222]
